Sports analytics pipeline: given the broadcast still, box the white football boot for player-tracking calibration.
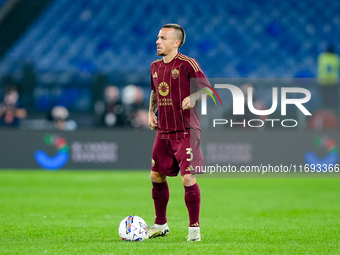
[187,227,201,241]
[146,223,170,239]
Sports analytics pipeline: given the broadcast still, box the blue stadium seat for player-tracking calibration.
[0,0,8,9]
[1,0,340,88]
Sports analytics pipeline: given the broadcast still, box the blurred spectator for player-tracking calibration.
[317,45,340,112]
[308,109,339,130]
[122,85,148,128]
[50,106,77,131]
[0,86,27,127]
[102,85,125,127]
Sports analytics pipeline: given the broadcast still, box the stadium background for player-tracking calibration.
[0,0,339,115]
[0,0,339,169]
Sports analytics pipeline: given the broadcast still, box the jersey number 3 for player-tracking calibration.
[186,148,193,161]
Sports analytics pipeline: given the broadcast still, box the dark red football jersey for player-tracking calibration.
[150,53,210,139]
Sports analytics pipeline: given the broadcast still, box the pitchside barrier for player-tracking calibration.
[201,130,339,171]
[0,129,154,170]
[0,129,339,171]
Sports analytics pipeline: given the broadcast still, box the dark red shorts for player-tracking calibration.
[151,137,204,176]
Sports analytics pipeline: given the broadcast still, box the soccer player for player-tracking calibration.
[146,24,211,241]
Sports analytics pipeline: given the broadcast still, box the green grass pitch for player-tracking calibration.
[1,170,340,254]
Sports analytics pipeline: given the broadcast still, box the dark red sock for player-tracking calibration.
[152,181,169,225]
[184,182,201,227]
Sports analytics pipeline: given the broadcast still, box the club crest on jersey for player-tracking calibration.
[153,72,158,78]
[171,69,179,79]
[158,82,169,96]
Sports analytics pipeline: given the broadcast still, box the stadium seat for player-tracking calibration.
[0,0,339,112]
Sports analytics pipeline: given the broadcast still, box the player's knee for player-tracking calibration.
[150,171,166,183]
[150,171,159,182]
[181,174,196,187]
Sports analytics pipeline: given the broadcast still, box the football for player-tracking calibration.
[118,215,148,241]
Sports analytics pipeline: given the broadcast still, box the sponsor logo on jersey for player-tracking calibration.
[158,82,169,96]
[153,72,158,78]
[159,98,173,106]
[171,69,179,79]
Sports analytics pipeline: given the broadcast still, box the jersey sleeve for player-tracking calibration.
[186,58,210,89]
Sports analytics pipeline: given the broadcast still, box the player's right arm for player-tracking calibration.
[148,90,158,130]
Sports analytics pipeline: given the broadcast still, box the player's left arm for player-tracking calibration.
[182,87,212,110]
[182,59,212,110]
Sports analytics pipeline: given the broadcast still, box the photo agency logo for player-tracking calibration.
[200,82,312,128]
